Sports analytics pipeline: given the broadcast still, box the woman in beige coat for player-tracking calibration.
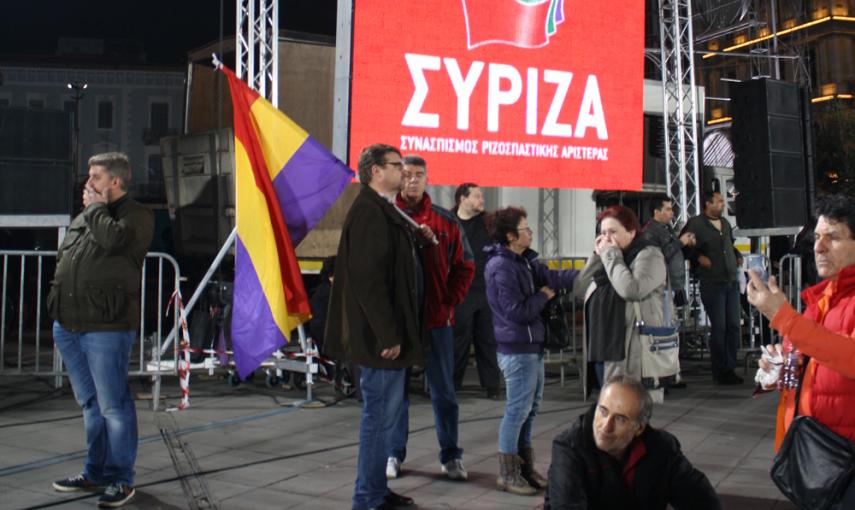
[574,206,669,400]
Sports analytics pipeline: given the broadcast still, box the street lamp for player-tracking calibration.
[67,81,87,180]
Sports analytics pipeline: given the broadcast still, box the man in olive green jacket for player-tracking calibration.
[682,191,744,386]
[49,152,153,508]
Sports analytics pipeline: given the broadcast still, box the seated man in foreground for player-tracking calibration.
[545,376,720,509]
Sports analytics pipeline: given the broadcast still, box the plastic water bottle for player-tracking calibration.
[778,347,801,391]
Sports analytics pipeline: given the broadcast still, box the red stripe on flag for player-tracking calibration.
[222,66,310,316]
[463,0,552,48]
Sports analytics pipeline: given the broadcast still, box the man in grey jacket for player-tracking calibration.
[642,195,695,389]
[642,194,696,296]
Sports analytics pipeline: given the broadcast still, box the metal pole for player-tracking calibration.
[770,0,781,80]
[160,227,237,355]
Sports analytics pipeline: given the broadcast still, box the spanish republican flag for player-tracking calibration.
[462,0,566,49]
[221,65,354,379]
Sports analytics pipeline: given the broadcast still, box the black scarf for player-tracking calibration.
[587,236,655,362]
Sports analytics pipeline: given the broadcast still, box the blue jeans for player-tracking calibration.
[699,281,741,379]
[497,352,544,454]
[389,326,462,464]
[52,321,137,486]
[353,366,406,510]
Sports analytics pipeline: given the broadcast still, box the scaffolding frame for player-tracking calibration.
[658,0,702,226]
[236,0,279,107]
[538,189,560,259]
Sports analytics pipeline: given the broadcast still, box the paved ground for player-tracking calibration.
[0,358,797,509]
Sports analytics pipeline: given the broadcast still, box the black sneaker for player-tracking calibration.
[98,483,135,508]
[486,388,503,400]
[715,371,744,385]
[52,473,104,493]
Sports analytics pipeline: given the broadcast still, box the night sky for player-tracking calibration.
[0,0,337,66]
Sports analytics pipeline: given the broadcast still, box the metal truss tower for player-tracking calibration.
[538,189,560,259]
[658,0,702,226]
[236,0,279,105]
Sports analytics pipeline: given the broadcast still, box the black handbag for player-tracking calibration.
[770,363,855,510]
[542,291,571,351]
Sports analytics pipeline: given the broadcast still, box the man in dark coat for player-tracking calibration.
[545,376,720,510]
[452,183,501,398]
[324,143,424,510]
[682,191,744,385]
[50,152,154,508]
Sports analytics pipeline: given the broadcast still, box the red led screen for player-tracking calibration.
[348,0,644,189]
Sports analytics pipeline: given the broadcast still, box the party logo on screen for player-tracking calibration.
[462,0,566,49]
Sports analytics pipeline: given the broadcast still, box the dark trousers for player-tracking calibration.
[699,280,741,379]
[452,289,500,391]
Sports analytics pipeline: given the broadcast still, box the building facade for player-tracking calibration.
[0,61,184,203]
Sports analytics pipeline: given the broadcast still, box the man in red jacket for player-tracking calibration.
[748,194,855,507]
[387,155,475,482]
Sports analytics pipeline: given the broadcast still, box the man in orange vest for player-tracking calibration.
[748,194,855,505]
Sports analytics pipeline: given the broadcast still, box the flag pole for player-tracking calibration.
[390,201,440,246]
[160,227,237,356]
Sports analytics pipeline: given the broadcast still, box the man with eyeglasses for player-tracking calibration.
[386,155,475,482]
[325,144,424,510]
[545,376,720,509]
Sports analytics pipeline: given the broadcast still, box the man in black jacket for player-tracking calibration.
[452,182,501,398]
[324,144,424,510]
[545,376,720,510]
[50,152,154,508]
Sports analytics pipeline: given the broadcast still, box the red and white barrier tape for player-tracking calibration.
[166,290,192,410]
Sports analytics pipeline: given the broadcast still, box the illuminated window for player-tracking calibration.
[821,83,838,96]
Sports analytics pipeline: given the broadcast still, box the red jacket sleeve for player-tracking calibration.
[771,303,855,378]
[445,223,475,307]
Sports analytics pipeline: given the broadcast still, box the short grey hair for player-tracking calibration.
[601,375,654,426]
[88,152,132,191]
[403,154,427,173]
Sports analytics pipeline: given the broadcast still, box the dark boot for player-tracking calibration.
[496,453,537,495]
[518,444,548,489]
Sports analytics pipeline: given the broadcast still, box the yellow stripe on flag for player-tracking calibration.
[235,140,308,335]
[249,98,309,182]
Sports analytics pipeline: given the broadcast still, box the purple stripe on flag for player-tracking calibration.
[556,0,564,23]
[231,237,288,379]
[271,136,354,245]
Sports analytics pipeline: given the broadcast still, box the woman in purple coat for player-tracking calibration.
[484,207,578,496]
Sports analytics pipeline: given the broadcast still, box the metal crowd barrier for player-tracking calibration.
[741,253,804,372]
[541,257,587,392]
[0,250,182,410]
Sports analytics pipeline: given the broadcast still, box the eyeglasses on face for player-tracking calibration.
[379,160,403,170]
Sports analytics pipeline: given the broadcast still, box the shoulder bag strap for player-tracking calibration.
[632,301,643,328]
[663,273,675,328]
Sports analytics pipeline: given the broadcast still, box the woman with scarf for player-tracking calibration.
[484,207,578,496]
[574,205,668,401]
